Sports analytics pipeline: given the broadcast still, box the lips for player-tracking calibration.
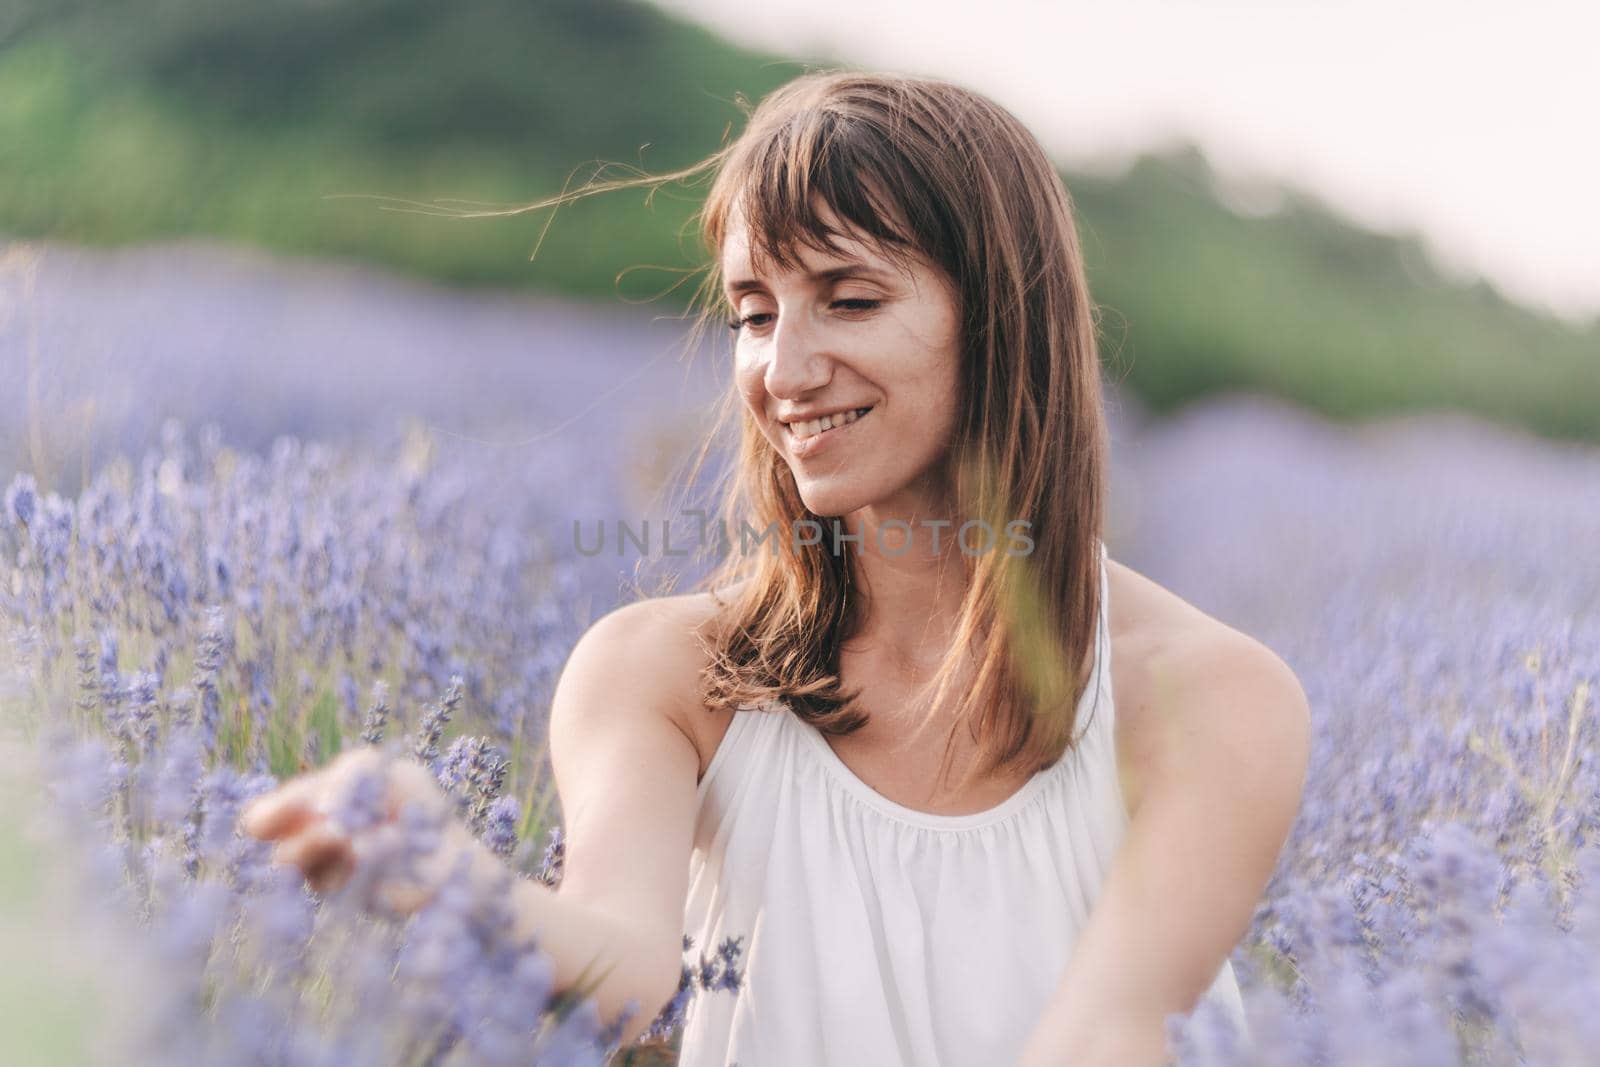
[784,406,872,441]
[784,405,873,459]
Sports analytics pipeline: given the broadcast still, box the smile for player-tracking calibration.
[784,406,873,458]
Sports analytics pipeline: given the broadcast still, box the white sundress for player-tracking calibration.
[676,540,1247,1066]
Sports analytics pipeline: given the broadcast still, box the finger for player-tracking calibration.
[315,748,397,824]
[273,821,352,884]
[242,747,380,839]
[308,846,357,897]
[241,774,330,840]
[348,822,447,919]
[375,880,436,918]
[388,758,446,808]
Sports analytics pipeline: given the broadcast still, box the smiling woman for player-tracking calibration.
[242,67,1309,1067]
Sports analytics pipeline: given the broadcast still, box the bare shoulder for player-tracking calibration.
[559,585,741,765]
[1105,557,1311,820]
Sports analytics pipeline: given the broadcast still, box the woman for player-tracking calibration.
[242,69,1311,1066]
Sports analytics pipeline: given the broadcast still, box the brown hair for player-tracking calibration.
[476,67,1110,793]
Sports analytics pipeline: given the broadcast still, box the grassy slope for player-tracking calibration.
[1072,148,1600,439]
[0,0,812,298]
[1,0,1595,441]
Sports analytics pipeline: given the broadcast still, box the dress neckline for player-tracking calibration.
[784,702,1069,831]
[779,541,1110,833]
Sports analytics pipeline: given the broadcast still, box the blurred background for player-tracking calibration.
[2,0,1596,540]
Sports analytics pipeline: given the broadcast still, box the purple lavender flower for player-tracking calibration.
[410,674,465,772]
[360,679,391,746]
[435,734,509,835]
[534,825,566,888]
[14,402,1595,1064]
[482,795,521,858]
[4,472,38,528]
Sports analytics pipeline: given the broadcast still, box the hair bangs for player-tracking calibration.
[707,107,924,300]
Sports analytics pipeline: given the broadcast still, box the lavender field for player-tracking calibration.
[2,239,1599,1065]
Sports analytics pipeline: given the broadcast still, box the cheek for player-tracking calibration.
[732,364,783,448]
[894,346,960,412]
[733,356,765,408]
[887,351,961,449]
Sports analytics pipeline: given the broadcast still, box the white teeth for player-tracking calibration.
[789,407,870,441]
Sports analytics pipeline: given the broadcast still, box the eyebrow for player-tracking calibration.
[723,264,893,300]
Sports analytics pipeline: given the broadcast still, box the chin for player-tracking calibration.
[796,495,857,520]
[793,482,868,521]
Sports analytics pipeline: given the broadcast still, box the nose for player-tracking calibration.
[762,307,832,399]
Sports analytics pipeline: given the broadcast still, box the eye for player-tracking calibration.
[727,299,881,333]
[727,312,774,332]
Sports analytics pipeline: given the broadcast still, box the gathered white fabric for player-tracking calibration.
[678,540,1247,1066]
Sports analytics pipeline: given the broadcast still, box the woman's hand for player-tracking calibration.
[239,745,493,918]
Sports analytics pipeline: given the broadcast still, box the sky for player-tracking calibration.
[653,0,1599,328]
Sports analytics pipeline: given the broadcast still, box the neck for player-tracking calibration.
[840,505,970,676]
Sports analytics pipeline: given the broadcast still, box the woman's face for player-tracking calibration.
[722,200,964,523]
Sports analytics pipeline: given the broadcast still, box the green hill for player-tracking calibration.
[0,0,811,297]
[1,0,1595,441]
[1070,147,1600,439]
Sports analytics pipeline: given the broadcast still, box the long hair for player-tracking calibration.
[475,67,1110,793]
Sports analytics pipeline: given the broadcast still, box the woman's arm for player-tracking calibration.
[1015,634,1311,1067]
[506,595,713,1044]
[243,596,707,1047]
